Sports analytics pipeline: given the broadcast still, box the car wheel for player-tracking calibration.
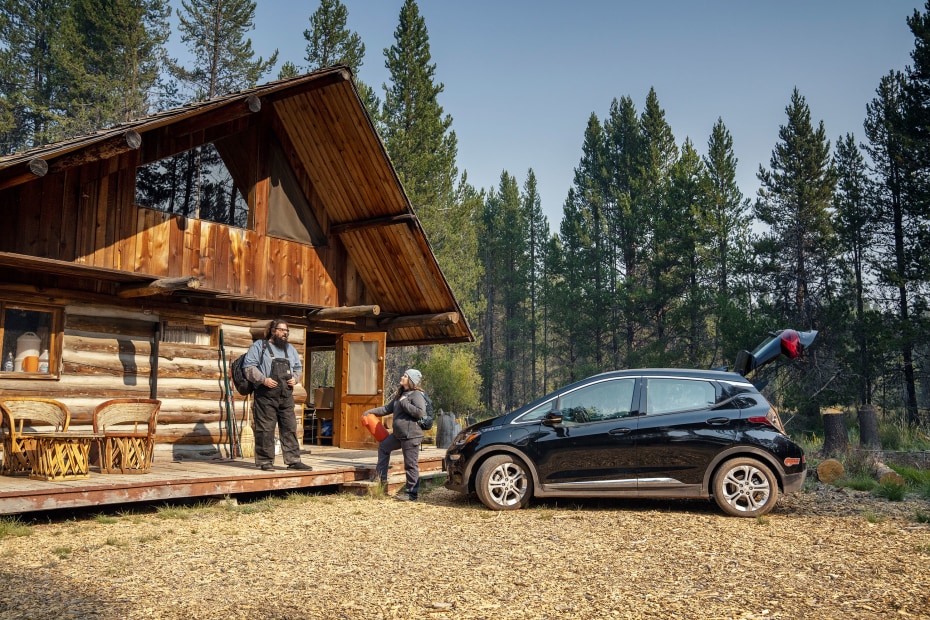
[712,457,779,517]
[475,454,533,510]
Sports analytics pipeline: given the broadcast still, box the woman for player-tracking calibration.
[363,369,427,501]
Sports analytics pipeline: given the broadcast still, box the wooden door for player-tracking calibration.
[334,332,386,449]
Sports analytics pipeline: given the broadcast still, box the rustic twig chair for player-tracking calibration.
[93,399,160,474]
[0,397,71,475]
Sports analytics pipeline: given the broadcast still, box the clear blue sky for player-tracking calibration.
[171,1,922,227]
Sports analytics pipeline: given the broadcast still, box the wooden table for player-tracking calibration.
[21,432,102,481]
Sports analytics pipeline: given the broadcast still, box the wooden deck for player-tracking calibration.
[0,444,447,516]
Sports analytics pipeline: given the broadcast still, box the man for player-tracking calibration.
[243,318,311,471]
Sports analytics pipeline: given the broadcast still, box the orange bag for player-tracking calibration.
[362,414,389,441]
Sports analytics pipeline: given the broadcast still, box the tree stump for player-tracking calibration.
[821,410,849,457]
[816,458,845,483]
[857,404,881,450]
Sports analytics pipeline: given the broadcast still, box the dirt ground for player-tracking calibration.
[0,481,928,620]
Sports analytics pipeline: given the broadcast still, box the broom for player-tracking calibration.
[239,395,255,458]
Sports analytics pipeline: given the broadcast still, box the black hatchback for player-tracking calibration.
[444,365,808,517]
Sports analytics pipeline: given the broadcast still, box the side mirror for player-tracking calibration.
[542,411,563,427]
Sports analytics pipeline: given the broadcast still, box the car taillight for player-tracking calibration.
[780,330,801,358]
[748,408,786,434]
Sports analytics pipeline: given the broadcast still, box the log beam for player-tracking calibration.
[379,311,459,330]
[330,214,416,235]
[0,158,49,191]
[48,130,142,174]
[117,277,202,298]
[306,305,380,321]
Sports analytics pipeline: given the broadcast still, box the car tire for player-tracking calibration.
[475,454,533,510]
[712,457,779,517]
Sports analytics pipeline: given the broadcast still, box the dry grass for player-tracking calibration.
[0,482,928,619]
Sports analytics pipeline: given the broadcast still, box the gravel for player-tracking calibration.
[0,481,928,620]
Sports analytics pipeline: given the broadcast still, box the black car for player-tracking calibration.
[444,330,815,517]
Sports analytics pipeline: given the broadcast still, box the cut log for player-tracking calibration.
[816,458,845,483]
[870,459,906,486]
[117,277,201,298]
[306,305,380,321]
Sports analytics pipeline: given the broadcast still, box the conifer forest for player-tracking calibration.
[3,0,930,449]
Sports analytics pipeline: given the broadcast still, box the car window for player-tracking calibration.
[645,378,716,415]
[558,379,636,424]
[516,399,557,422]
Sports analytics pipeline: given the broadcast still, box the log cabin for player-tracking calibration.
[0,66,472,456]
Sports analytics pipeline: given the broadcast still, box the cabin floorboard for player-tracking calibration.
[0,444,447,515]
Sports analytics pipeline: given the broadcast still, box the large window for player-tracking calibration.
[0,302,61,378]
[135,142,249,228]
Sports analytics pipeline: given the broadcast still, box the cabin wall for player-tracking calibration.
[0,155,363,308]
[0,301,306,454]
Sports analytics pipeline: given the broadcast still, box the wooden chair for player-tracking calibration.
[93,399,160,474]
[0,397,71,475]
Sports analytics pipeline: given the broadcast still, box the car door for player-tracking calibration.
[636,377,737,490]
[531,377,639,490]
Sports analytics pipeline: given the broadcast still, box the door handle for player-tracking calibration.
[706,417,730,425]
[608,427,633,435]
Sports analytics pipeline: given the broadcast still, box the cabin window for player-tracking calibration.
[135,142,250,228]
[160,322,212,346]
[0,302,61,378]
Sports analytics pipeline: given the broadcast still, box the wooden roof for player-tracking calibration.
[0,67,473,348]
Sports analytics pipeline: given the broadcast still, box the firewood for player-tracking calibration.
[870,459,906,486]
[816,458,845,483]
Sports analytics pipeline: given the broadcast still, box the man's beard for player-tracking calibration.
[271,333,287,347]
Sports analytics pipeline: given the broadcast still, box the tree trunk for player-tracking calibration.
[821,410,849,457]
[857,404,881,450]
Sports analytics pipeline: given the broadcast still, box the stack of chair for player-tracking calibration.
[93,398,161,474]
[0,397,70,475]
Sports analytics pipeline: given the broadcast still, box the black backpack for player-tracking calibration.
[230,341,268,396]
[417,392,435,430]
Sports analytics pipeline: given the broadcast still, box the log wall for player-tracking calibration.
[0,303,306,450]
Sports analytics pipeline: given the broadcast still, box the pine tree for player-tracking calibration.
[302,0,379,121]
[54,0,171,136]
[603,95,644,366]
[833,132,880,447]
[569,113,610,370]
[754,88,836,328]
[522,169,549,400]
[0,0,68,152]
[174,0,277,99]
[702,117,753,367]
[380,0,480,401]
[381,0,457,228]
[635,88,678,363]
[659,138,711,367]
[869,70,922,426]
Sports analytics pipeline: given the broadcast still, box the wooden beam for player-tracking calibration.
[47,131,142,174]
[0,158,49,191]
[117,277,202,298]
[329,214,416,235]
[167,95,263,138]
[306,305,380,320]
[379,312,459,330]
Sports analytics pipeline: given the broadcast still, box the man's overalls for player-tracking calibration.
[253,351,302,467]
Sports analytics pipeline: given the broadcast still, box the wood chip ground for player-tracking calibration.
[1,482,928,619]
